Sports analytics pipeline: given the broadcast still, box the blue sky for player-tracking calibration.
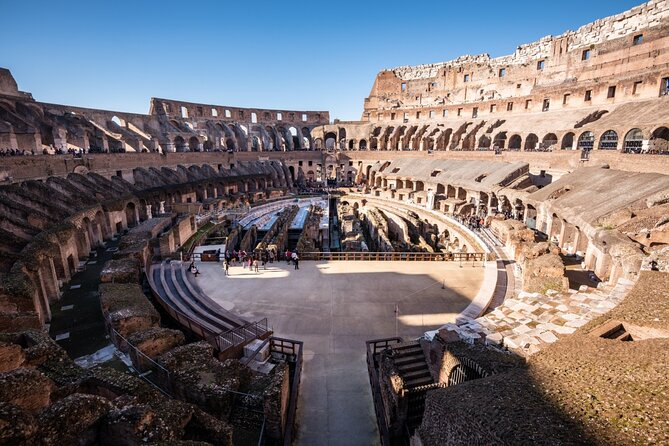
[0,0,644,120]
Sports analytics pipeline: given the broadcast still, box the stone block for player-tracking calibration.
[0,367,53,412]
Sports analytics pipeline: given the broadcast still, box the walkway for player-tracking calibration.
[194,260,484,446]
[48,238,120,359]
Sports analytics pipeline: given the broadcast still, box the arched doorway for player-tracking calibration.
[493,132,507,150]
[524,134,539,151]
[174,136,186,152]
[541,133,558,151]
[188,136,200,152]
[561,132,575,150]
[324,132,337,150]
[650,127,669,154]
[508,135,522,151]
[125,202,138,228]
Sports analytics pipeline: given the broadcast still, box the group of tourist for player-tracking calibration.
[453,214,488,231]
[217,247,301,275]
[0,147,91,156]
[0,148,32,156]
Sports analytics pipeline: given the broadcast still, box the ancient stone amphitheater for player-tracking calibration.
[1,1,669,445]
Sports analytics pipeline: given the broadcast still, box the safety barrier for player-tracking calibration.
[298,251,485,262]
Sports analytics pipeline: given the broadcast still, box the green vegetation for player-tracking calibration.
[179,221,216,254]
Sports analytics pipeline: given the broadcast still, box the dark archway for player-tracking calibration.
[508,134,522,150]
[561,132,575,150]
[174,136,186,152]
[524,134,539,151]
[188,136,199,152]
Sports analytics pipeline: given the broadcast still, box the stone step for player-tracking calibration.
[394,353,426,366]
[402,369,431,381]
[393,346,423,357]
[405,376,434,389]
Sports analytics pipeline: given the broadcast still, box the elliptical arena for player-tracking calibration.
[1,2,669,445]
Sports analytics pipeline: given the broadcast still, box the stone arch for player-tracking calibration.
[81,216,98,249]
[508,134,522,150]
[359,139,367,150]
[251,136,261,151]
[598,130,618,150]
[493,132,507,149]
[111,115,124,127]
[650,126,669,154]
[577,131,595,151]
[541,133,558,151]
[524,133,539,151]
[174,136,186,152]
[478,135,491,150]
[125,202,138,228]
[188,136,200,152]
[561,132,575,150]
[94,210,110,240]
[288,126,300,149]
[624,128,644,153]
[324,132,337,150]
[348,139,356,150]
[338,127,346,141]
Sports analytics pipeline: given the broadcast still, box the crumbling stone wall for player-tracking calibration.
[99,283,160,344]
[296,205,324,252]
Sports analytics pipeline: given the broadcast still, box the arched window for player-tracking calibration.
[623,128,644,154]
[508,134,522,150]
[598,130,618,150]
[577,131,595,150]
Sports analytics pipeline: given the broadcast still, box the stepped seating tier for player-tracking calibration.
[148,261,267,347]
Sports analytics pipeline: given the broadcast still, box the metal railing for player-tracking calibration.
[104,317,172,396]
[147,264,271,358]
[366,337,403,446]
[210,318,269,352]
[269,337,304,446]
[299,251,485,262]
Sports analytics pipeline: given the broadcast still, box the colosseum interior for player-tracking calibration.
[1,1,669,445]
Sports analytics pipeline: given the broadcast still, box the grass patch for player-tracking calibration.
[180,221,216,254]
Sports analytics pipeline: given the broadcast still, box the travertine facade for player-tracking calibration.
[1,1,669,445]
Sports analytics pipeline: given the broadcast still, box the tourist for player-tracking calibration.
[293,253,299,270]
[253,259,259,273]
[223,259,229,276]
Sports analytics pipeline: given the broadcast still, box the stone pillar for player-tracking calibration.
[7,131,18,150]
[146,204,153,220]
[55,128,68,151]
[427,190,435,210]
[159,201,165,214]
